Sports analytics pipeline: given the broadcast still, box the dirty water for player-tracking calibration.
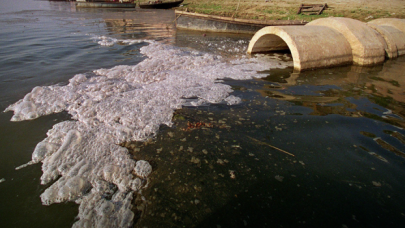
[126,57,405,228]
[1,1,405,227]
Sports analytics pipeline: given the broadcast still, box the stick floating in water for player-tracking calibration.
[247,136,295,157]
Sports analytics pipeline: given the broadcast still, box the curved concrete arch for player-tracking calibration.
[368,24,401,58]
[307,17,386,66]
[369,18,405,34]
[247,26,352,71]
[368,18,405,56]
[247,26,300,70]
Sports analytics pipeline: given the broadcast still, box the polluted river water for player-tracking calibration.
[1,0,405,227]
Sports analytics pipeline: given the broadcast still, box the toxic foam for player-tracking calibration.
[5,40,291,227]
[93,36,149,47]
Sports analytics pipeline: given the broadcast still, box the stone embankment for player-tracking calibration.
[247,18,405,71]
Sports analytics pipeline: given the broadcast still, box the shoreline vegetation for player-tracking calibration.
[176,0,405,22]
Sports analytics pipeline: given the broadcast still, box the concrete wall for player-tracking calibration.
[247,18,405,71]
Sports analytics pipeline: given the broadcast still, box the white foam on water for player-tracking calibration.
[194,38,249,55]
[4,40,291,227]
[93,35,151,47]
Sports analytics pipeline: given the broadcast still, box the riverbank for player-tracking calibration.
[179,0,405,22]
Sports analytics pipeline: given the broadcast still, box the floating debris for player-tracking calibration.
[191,157,200,164]
[299,161,305,166]
[229,170,236,179]
[217,159,225,165]
[275,175,284,182]
[0,178,5,184]
[372,181,382,187]
[185,121,213,131]
[247,136,295,157]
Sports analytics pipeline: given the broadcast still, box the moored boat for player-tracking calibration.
[139,0,183,9]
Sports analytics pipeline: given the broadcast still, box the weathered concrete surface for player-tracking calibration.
[176,15,266,34]
[175,11,306,34]
[368,19,405,56]
[367,24,399,58]
[307,17,386,66]
[369,18,405,34]
[248,17,405,71]
[75,2,136,8]
[247,26,352,71]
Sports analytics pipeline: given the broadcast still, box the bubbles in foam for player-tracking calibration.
[73,190,135,228]
[93,35,152,47]
[4,40,291,227]
[135,160,152,178]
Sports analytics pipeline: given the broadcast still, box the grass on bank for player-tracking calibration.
[178,0,405,22]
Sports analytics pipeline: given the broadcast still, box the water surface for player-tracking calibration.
[1,1,405,227]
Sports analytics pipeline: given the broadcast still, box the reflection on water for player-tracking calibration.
[77,8,177,42]
[259,58,405,127]
[104,18,176,42]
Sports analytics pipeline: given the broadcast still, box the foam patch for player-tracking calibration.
[5,40,291,227]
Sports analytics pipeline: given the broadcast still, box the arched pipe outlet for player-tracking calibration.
[247,26,353,71]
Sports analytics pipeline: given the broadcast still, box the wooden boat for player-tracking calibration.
[139,0,183,9]
[76,0,136,8]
